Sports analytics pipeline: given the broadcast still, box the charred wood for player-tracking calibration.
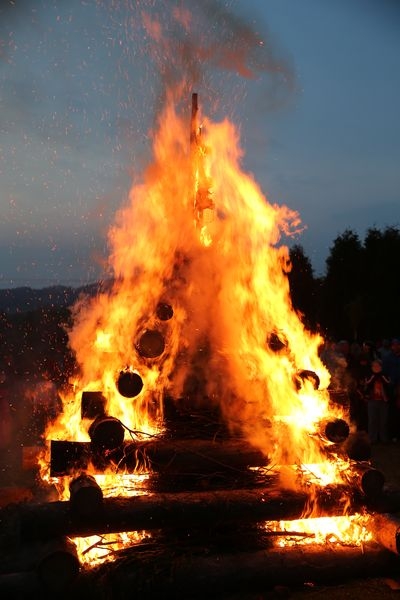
[320,417,350,443]
[88,416,125,452]
[354,466,385,499]
[69,473,103,517]
[368,513,400,554]
[81,391,106,420]
[50,438,269,477]
[0,537,79,589]
[80,541,400,600]
[116,370,143,398]
[3,485,366,542]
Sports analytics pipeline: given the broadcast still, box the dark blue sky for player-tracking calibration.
[1,0,399,288]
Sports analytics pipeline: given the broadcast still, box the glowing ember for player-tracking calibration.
[264,514,373,548]
[73,530,151,566]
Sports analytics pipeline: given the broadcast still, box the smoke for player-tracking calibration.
[139,0,295,116]
[99,0,295,124]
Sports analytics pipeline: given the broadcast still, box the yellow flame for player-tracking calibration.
[264,514,373,547]
[38,92,356,566]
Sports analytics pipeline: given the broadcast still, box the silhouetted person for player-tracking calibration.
[383,338,400,441]
[348,351,371,431]
[364,359,391,444]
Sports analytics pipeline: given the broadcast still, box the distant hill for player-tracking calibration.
[0,282,108,314]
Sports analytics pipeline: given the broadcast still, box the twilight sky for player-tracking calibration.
[1,0,399,288]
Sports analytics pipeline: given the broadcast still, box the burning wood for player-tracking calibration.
[88,416,125,452]
[81,391,106,420]
[69,474,103,517]
[0,537,79,594]
[320,417,350,443]
[49,438,270,477]
[13,89,392,593]
[156,302,173,321]
[136,329,165,359]
[0,486,373,542]
[23,540,399,599]
[115,371,144,399]
[369,513,400,555]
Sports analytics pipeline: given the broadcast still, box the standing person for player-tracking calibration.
[382,338,400,441]
[364,359,392,444]
[348,350,371,431]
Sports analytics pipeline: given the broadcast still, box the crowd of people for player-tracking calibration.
[320,337,400,444]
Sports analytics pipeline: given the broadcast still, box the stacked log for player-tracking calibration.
[80,542,399,600]
[2,480,396,544]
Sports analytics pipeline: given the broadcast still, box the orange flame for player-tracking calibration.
[37,90,367,561]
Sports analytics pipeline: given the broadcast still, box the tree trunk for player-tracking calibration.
[50,437,269,477]
[80,542,400,599]
[5,485,366,542]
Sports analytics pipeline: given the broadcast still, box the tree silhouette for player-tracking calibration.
[319,230,364,340]
[288,244,318,331]
[363,226,400,339]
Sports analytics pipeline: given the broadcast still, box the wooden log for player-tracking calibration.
[136,329,165,358]
[50,440,90,476]
[36,537,80,591]
[320,417,350,443]
[82,541,400,599]
[356,466,385,499]
[0,536,79,591]
[50,438,269,477]
[156,302,173,321]
[88,416,125,451]
[344,431,372,460]
[69,473,103,517]
[327,431,372,461]
[4,485,366,542]
[81,391,106,420]
[368,513,400,554]
[116,370,143,398]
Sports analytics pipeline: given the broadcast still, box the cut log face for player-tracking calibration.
[359,468,385,499]
[116,371,144,398]
[69,474,103,517]
[88,417,125,452]
[266,331,287,352]
[294,369,320,390]
[322,418,350,444]
[81,391,106,420]
[36,538,80,591]
[50,441,90,477]
[0,536,79,587]
[137,330,165,358]
[156,302,173,321]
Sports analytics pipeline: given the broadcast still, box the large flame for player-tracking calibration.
[44,92,343,469]
[37,90,368,562]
